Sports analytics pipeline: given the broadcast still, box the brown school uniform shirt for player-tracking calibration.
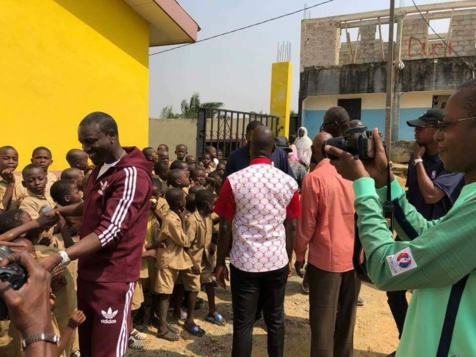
[155,210,192,270]
[19,192,55,219]
[145,198,169,246]
[186,211,213,264]
[0,177,26,211]
[46,172,58,198]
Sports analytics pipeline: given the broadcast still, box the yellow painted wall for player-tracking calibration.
[0,0,149,171]
[270,62,292,138]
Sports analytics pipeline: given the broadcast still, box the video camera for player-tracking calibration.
[322,124,375,161]
[0,245,27,320]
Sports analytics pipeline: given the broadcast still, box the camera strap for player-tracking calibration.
[353,146,394,284]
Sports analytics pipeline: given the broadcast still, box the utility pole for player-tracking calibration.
[385,0,396,157]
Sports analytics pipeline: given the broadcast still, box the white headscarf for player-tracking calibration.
[294,127,313,166]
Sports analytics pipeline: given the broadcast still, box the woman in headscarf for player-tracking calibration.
[294,127,313,167]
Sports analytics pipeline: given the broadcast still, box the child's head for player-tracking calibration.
[165,187,185,212]
[13,237,36,258]
[142,147,159,163]
[175,144,188,161]
[0,209,31,234]
[167,169,190,188]
[185,155,196,166]
[22,164,47,195]
[0,146,19,171]
[185,193,196,213]
[191,168,206,187]
[158,151,170,164]
[66,149,89,171]
[31,146,53,173]
[207,171,222,195]
[216,163,226,177]
[153,161,169,181]
[201,154,212,168]
[170,160,189,172]
[157,144,169,153]
[195,189,216,215]
[151,177,163,200]
[61,168,85,190]
[50,179,82,206]
[188,185,204,194]
[216,150,223,161]
[205,146,217,159]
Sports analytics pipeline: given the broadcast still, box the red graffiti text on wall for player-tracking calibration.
[407,36,453,58]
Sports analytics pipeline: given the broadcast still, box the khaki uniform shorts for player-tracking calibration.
[154,267,200,294]
[131,280,144,311]
[200,264,214,284]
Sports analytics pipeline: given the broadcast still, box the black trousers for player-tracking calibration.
[308,264,358,357]
[230,264,288,357]
[386,290,408,339]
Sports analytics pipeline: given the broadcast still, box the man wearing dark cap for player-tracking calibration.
[386,108,464,349]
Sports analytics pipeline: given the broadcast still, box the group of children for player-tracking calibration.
[138,143,227,343]
[0,142,227,355]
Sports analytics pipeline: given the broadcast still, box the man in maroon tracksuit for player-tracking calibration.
[41,112,152,356]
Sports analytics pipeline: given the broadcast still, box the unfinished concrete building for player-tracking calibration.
[299,1,476,140]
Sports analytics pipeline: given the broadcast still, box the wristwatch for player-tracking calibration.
[57,250,71,268]
[413,158,423,166]
[22,333,59,350]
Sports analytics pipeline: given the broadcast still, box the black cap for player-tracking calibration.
[275,136,292,153]
[407,109,443,127]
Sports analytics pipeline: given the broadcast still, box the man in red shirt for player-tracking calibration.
[295,132,358,357]
[215,126,300,357]
[40,112,152,357]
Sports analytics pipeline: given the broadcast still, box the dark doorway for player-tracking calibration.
[338,98,362,120]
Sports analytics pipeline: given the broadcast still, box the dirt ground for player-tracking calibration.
[127,273,400,357]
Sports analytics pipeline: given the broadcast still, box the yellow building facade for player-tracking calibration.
[0,0,198,171]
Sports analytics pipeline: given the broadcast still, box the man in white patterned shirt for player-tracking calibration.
[215,126,300,357]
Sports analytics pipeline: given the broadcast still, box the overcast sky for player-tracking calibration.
[149,0,452,118]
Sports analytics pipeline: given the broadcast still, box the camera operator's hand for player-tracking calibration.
[325,146,370,181]
[326,128,393,187]
[0,251,54,338]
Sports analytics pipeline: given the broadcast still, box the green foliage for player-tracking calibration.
[161,93,224,119]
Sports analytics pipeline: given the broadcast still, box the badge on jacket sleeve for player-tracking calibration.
[386,247,417,276]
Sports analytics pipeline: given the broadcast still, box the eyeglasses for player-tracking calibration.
[436,116,476,131]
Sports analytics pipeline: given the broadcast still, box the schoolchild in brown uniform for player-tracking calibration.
[19,164,55,219]
[186,189,226,326]
[167,168,190,194]
[153,188,201,341]
[31,146,57,194]
[0,146,25,211]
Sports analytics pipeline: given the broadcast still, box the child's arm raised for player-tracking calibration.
[57,310,85,357]
[0,169,16,211]
[0,215,56,242]
[56,213,75,248]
